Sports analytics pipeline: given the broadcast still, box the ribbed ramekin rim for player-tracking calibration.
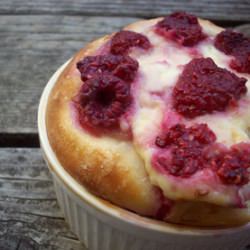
[38,59,250,237]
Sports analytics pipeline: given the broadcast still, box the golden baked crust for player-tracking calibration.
[47,17,250,226]
[46,35,160,216]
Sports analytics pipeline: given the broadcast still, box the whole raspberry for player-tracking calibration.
[77,54,139,82]
[173,58,247,118]
[155,11,206,46]
[110,30,151,55]
[215,29,250,73]
[215,30,245,55]
[77,74,131,129]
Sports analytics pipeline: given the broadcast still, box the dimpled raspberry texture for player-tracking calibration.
[156,11,205,46]
[206,143,250,186]
[77,54,139,83]
[76,74,131,129]
[173,58,247,118]
[155,124,250,185]
[110,30,151,55]
[215,29,250,73]
[155,124,216,177]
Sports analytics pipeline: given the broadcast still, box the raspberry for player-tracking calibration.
[155,123,250,185]
[215,30,244,55]
[173,58,247,118]
[110,30,151,55]
[155,11,205,46]
[76,74,131,129]
[155,136,167,148]
[215,29,250,73]
[77,54,139,82]
[207,143,250,186]
[155,124,216,177]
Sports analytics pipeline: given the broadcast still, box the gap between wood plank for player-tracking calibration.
[0,0,250,23]
[0,20,249,148]
[0,133,39,147]
[0,12,248,27]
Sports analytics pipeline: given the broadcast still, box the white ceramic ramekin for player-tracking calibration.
[38,60,250,250]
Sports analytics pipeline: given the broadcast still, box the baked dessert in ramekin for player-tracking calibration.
[39,11,250,250]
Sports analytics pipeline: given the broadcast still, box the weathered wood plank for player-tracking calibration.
[0,16,249,135]
[0,0,250,22]
[0,15,139,134]
[0,148,84,250]
[0,147,250,250]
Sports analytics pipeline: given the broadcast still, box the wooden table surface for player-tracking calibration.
[1,1,250,249]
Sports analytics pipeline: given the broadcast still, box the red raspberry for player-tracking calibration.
[155,124,216,177]
[155,123,250,185]
[77,54,138,82]
[210,143,250,186]
[155,11,206,46]
[215,29,250,73]
[173,58,247,118]
[215,30,244,55]
[110,30,151,55]
[76,74,131,129]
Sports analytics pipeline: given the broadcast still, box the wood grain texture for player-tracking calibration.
[0,15,249,135]
[0,149,249,250]
[0,148,84,250]
[0,0,250,22]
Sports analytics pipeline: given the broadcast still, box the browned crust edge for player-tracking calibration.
[46,26,160,216]
[46,17,249,226]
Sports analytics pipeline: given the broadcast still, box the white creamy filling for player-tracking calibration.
[128,20,250,205]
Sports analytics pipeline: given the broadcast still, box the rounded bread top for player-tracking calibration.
[47,12,250,226]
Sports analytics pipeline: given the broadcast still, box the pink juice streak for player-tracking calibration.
[152,142,250,207]
[154,186,174,220]
[151,112,250,207]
